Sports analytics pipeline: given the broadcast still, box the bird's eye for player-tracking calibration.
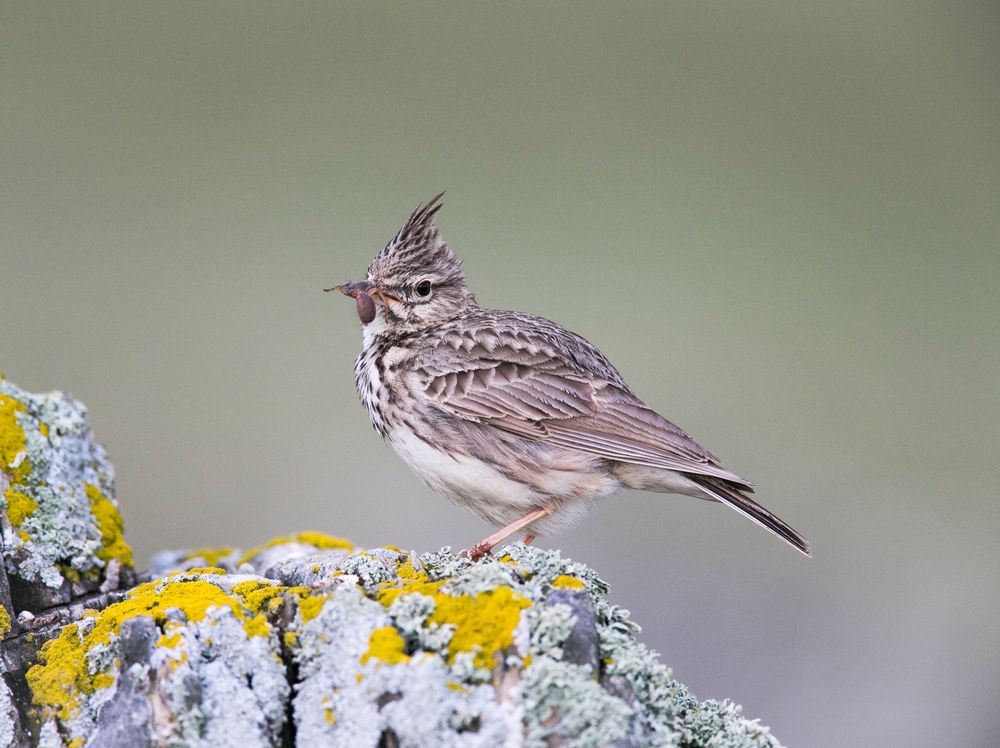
[415,280,432,297]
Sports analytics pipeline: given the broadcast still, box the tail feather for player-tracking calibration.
[693,476,812,556]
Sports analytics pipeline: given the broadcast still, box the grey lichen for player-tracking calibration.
[0,675,17,748]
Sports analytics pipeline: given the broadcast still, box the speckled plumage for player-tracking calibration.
[337,195,810,555]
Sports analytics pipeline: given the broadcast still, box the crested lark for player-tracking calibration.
[329,195,810,559]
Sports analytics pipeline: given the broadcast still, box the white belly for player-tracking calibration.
[387,425,620,534]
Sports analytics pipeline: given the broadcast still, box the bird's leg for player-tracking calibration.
[522,533,536,545]
[467,506,551,561]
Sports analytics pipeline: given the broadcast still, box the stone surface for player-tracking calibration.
[0,375,784,747]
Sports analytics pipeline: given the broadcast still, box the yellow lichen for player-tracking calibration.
[25,624,100,720]
[178,567,225,575]
[377,560,445,607]
[84,483,134,569]
[157,632,183,649]
[26,578,266,720]
[431,587,529,669]
[378,561,529,670]
[283,630,299,648]
[232,580,312,618]
[0,394,30,483]
[181,546,235,566]
[361,626,410,665]
[0,605,11,637]
[298,594,329,624]
[157,627,189,671]
[244,614,270,638]
[39,421,49,438]
[61,567,81,584]
[238,532,353,566]
[551,575,586,590]
[4,487,37,526]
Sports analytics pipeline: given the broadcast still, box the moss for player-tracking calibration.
[551,574,586,590]
[238,532,353,566]
[84,483,134,568]
[4,487,37,526]
[179,567,225,575]
[361,626,410,665]
[26,577,268,720]
[0,605,10,637]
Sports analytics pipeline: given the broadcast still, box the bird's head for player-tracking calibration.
[328,193,475,335]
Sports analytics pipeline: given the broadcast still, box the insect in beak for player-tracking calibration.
[325,280,399,324]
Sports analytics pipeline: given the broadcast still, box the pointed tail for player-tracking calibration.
[693,476,812,557]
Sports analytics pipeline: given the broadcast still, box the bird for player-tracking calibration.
[328,194,810,559]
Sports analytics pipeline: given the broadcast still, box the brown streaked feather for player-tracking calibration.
[415,311,752,487]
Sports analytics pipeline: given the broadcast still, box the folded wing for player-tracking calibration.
[415,326,752,487]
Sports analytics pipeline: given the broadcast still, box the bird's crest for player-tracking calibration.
[368,193,465,285]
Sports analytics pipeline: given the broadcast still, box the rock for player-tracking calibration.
[0,377,135,621]
[11,540,783,747]
[0,375,784,747]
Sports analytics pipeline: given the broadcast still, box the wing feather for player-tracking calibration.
[415,317,751,488]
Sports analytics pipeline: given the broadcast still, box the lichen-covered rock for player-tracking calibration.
[0,375,783,747]
[0,377,133,615]
[10,535,785,747]
[141,538,784,748]
[23,570,290,747]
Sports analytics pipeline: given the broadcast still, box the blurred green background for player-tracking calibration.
[3,2,998,745]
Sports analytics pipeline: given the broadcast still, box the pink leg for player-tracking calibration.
[468,506,551,561]
[522,533,536,545]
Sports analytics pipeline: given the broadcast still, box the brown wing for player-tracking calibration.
[413,316,752,487]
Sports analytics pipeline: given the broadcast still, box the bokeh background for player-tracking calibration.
[3,2,999,746]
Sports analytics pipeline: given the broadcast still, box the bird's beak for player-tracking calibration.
[324,279,400,324]
[325,279,374,298]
